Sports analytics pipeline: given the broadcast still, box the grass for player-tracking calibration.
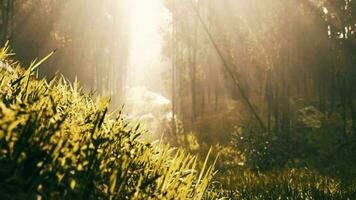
[206,168,356,200]
[0,44,215,199]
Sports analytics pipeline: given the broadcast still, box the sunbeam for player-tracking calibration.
[2,0,356,199]
[127,0,170,89]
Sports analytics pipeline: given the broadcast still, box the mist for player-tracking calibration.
[1,0,356,199]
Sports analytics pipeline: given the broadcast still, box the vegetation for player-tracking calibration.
[2,0,356,199]
[162,0,356,198]
[0,45,215,199]
[208,169,356,200]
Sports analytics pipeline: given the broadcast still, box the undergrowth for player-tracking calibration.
[0,44,215,200]
[207,168,356,200]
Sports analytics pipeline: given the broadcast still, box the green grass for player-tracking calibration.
[207,168,356,200]
[0,44,215,199]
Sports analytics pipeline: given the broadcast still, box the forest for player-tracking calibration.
[1,0,356,199]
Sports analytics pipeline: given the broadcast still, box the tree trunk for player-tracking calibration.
[190,4,199,124]
[171,1,177,135]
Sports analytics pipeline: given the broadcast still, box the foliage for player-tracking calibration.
[231,105,356,182]
[0,45,215,199]
[207,169,356,200]
[231,126,311,172]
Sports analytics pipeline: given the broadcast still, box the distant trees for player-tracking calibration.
[0,0,15,44]
[163,0,356,181]
[1,0,129,105]
[164,0,225,131]
[52,0,129,104]
[163,0,356,133]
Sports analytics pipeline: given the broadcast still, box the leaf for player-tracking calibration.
[30,50,55,73]
[70,179,76,190]
[109,171,117,195]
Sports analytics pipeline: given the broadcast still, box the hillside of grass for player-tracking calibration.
[0,45,215,200]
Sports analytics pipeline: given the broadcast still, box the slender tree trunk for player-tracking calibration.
[348,84,355,134]
[9,0,14,40]
[330,76,336,112]
[190,4,199,124]
[190,50,197,123]
[178,38,184,121]
[0,0,15,43]
[215,80,219,112]
[351,103,356,135]
[274,81,280,132]
[0,0,9,43]
[171,1,177,135]
[266,69,273,132]
[340,75,347,135]
[303,67,308,96]
[201,87,206,112]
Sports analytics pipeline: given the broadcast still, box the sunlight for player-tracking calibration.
[124,0,172,135]
[127,0,170,88]
[3,0,356,198]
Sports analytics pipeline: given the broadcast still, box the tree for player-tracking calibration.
[0,0,15,44]
[8,0,129,105]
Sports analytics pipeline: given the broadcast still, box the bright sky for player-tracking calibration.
[127,0,170,88]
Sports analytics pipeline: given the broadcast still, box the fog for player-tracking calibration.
[125,0,172,135]
[2,0,356,197]
[127,0,169,90]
